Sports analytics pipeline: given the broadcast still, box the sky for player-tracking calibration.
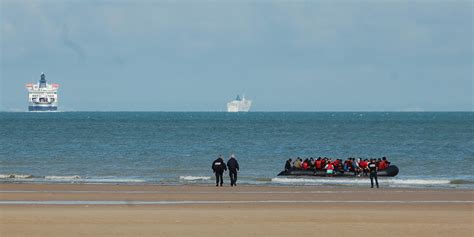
[0,0,472,111]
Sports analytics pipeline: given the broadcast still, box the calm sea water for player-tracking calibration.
[1,112,473,188]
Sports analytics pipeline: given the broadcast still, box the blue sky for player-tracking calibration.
[1,0,472,111]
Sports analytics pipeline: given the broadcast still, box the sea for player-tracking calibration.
[1,112,473,189]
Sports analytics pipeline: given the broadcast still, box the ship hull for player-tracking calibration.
[227,100,252,112]
[28,106,58,111]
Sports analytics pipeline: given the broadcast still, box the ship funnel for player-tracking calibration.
[39,73,47,88]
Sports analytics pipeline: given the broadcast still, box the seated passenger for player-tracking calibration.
[382,157,390,168]
[333,159,340,168]
[337,160,344,173]
[377,159,385,170]
[344,159,352,172]
[302,159,309,170]
[285,158,292,171]
[321,158,327,169]
[352,158,361,176]
[359,159,369,175]
[294,157,302,169]
[315,158,322,170]
[324,161,335,177]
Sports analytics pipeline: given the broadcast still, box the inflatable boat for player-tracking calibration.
[278,165,399,177]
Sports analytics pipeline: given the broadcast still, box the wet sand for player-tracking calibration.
[1,183,473,237]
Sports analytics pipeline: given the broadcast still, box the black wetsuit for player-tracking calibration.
[212,158,227,186]
[285,160,292,171]
[368,162,379,188]
[227,158,239,186]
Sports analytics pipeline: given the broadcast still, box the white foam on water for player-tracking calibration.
[272,177,368,185]
[45,175,81,180]
[390,179,451,185]
[83,178,147,183]
[0,174,34,179]
[179,176,211,181]
[0,200,472,205]
[271,177,452,186]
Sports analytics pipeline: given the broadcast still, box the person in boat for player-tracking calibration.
[377,158,384,170]
[335,159,344,173]
[321,157,328,170]
[309,157,315,170]
[285,158,293,171]
[212,155,227,187]
[343,158,351,172]
[382,156,390,169]
[324,159,335,177]
[352,158,362,176]
[302,158,310,170]
[332,159,341,173]
[227,154,239,187]
[359,159,369,176]
[368,159,379,188]
[294,157,302,169]
[315,157,322,170]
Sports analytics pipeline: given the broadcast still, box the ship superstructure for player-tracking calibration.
[227,95,252,112]
[25,73,59,111]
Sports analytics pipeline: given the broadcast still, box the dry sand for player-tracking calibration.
[1,183,473,237]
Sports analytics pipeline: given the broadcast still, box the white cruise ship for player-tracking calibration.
[227,95,252,112]
[25,73,59,111]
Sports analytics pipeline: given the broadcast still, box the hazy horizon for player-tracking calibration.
[1,0,472,112]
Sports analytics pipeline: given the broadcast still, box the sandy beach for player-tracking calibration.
[0,183,473,237]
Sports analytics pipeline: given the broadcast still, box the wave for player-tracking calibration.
[450,179,474,185]
[83,178,146,183]
[2,173,472,187]
[0,174,146,183]
[254,177,273,182]
[271,177,455,186]
[45,175,81,180]
[0,174,34,179]
[179,176,211,181]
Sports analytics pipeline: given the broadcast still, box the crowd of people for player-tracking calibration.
[285,156,391,177]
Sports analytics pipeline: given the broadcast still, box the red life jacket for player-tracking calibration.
[302,162,309,170]
[326,163,334,170]
[378,161,386,170]
[315,160,322,169]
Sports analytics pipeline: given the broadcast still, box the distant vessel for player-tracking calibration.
[227,95,252,112]
[25,73,59,111]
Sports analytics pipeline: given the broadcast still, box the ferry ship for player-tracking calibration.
[25,73,59,111]
[227,95,252,112]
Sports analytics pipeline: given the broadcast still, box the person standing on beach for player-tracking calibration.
[212,155,227,186]
[227,154,240,187]
[368,159,379,188]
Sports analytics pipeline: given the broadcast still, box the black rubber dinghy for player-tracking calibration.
[278,165,399,177]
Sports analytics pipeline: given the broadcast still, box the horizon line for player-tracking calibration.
[1,110,473,113]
